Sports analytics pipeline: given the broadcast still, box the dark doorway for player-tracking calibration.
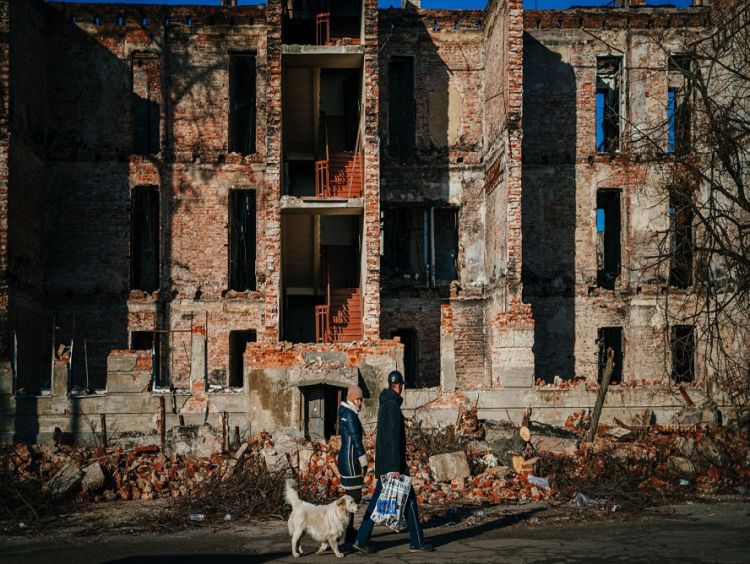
[229,330,256,388]
[597,326,623,384]
[391,328,418,388]
[302,384,347,440]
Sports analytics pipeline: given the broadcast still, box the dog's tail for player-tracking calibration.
[284,479,300,507]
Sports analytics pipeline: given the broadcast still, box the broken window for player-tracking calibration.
[229,330,256,388]
[132,53,161,155]
[388,56,416,162]
[229,189,257,291]
[596,57,621,153]
[667,55,692,154]
[391,329,418,388]
[596,189,621,290]
[130,186,159,293]
[671,325,695,382]
[669,187,693,288]
[382,207,458,286]
[597,327,623,384]
[131,330,160,386]
[229,53,257,155]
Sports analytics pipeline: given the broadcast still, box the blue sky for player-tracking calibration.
[50,1,694,10]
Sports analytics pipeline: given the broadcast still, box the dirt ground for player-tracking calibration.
[1,497,749,563]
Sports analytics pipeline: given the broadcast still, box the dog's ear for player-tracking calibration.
[337,497,347,509]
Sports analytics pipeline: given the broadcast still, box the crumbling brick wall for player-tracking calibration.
[521,7,709,382]
[378,8,489,390]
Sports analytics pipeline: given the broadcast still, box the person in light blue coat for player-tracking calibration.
[337,384,368,542]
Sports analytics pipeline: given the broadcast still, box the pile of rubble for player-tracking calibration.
[1,402,748,528]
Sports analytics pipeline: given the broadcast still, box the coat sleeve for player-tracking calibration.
[350,415,366,460]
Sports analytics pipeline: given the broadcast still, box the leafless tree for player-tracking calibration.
[632,4,750,424]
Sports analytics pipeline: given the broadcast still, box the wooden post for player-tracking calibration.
[233,425,240,449]
[588,348,614,442]
[100,413,108,449]
[222,411,229,453]
[159,396,166,452]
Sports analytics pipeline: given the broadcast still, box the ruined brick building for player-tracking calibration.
[0,0,738,443]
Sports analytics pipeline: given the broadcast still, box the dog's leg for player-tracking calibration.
[329,536,344,558]
[291,529,303,558]
[315,541,329,555]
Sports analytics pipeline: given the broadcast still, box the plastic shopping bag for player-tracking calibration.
[370,473,411,531]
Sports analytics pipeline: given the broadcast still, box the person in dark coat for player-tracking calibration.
[352,371,433,554]
[338,384,368,542]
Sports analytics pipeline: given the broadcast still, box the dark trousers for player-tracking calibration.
[355,477,424,548]
[344,488,362,541]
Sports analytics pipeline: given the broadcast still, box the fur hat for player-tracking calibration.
[347,384,363,401]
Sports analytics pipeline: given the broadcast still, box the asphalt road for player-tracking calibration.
[1,500,749,563]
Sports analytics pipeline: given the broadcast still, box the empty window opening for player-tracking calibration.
[596,57,621,153]
[669,187,693,288]
[301,384,347,441]
[392,329,419,388]
[229,189,257,291]
[597,327,623,384]
[229,53,257,155]
[434,208,458,282]
[132,53,161,155]
[131,186,159,293]
[229,330,256,388]
[383,207,458,286]
[668,55,692,154]
[596,189,621,290]
[388,56,416,162]
[671,325,695,382]
[131,330,161,387]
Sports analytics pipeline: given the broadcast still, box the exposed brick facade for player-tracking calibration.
[0,0,730,424]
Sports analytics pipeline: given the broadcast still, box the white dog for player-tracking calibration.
[284,479,358,558]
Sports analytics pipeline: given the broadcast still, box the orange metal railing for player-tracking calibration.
[316,12,330,46]
[315,304,330,343]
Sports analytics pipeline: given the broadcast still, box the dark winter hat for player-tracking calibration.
[387,370,405,386]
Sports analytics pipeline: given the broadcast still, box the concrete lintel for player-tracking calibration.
[280,196,364,214]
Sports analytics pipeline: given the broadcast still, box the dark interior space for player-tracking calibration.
[669,187,693,289]
[387,55,416,162]
[229,189,257,291]
[229,52,257,155]
[597,326,623,384]
[596,189,621,290]
[229,330,256,388]
[131,186,160,293]
[391,328,418,387]
[132,52,160,155]
[282,0,361,45]
[382,206,457,287]
[671,324,695,382]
